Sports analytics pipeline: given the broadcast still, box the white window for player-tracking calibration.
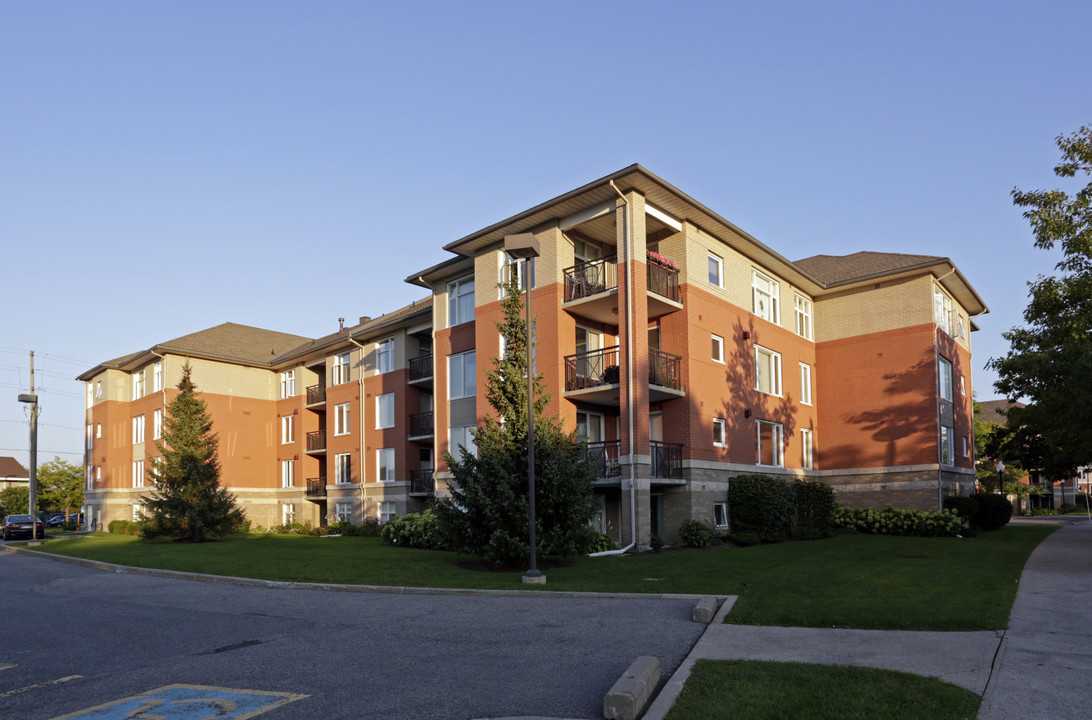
[503,252,533,293]
[96,423,102,439]
[378,448,396,482]
[95,380,103,399]
[280,370,296,399]
[963,435,970,459]
[755,346,782,396]
[379,501,396,524]
[281,459,295,488]
[332,352,351,385]
[376,393,395,429]
[448,351,476,399]
[96,466,101,484]
[153,409,163,440]
[86,424,93,450]
[756,420,784,466]
[86,383,93,409]
[449,426,477,456]
[334,402,351,435]
[940,425,954,465]
[938,357,953,402]
[752,270,780,323]
[282,503,295,525]
[377,338,394,374]
[281,415,294,444]
[801,428,814,470]
[713,418,727,447]
[132,459,144,488]
[794,295,812,340]
[153,362,163,392]
[713,502,728,529]
[132,415,145,444]
[800,363,813,405]
[335,453,352,484]
[448,276,475,327]
[335,502,353,523]
[957,315,967,339]
[132,371,144,400]
[711,334,724,363]
[934,287,954,335]
[708,252,723,287]
[132,503,143,521]
[960,375,967,397]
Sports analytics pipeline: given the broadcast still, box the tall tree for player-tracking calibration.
[37,457,84,519]
[140,362,244,541]
[989,125,1092,480]
[433,275,599,565]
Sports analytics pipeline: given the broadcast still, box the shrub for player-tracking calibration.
[107,520,130,535]
[793,480,836,536]
[678,519,717,548]
[380,509,445,550]
[649,534,664,552]
[943,496,979,526]
[590,532,615,553]
[974,494,1014,530]
[727,531,762,547]
[833,505,962,537]
[728,474,794,542]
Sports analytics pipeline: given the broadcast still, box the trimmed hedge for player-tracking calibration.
[942,496,978,526]
[833,505,962,537]
[727,474,836,542]
[974,494,1013,531]
[379,509,445,550]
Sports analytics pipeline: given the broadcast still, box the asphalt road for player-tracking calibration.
[0,548,704,719]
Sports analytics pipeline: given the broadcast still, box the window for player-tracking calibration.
[86,424,93,450]
[280,370,296,399]
[957,314,967,339]
[281,459,295,488]
[794,294,812,340]
[132,371,144,400]
[708,252,723,287]
[153,362,163,392]
[938,357,953,402]
[133,503,143,521]
[96,423,102,439]
[376,393,395,429]
[752,270,780,323]
[934,287,954,335]
[378,448,396,482]
[756,420,784,466]
[334,402,351,436]
[335,453,352,484]
[282,503,295,525]
[449,426,477,456]
[332,352,351,385]
[940,425,954,465]
[503,252,534,293]
[379,501,396,524]
[800,363,813,405]
[132,460,144,488]
[153,410,163,440]
[132,415,145,444]
[755,346,782,396]
[713,502,728,530]
[95,380,103,399]
[335,502,353,523]
[448,351,476,399]
[377,338,394,374]
[713,418,727,447]
[448,276,475,327]
[963,435,970,459]
[801,428,814,470]
[281,415,294,444]
[86,384,94,409]
[711,334,724,363]
[960,375,966,397]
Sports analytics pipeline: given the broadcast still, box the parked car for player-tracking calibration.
[3,514,45,540]
[45,514,66,528]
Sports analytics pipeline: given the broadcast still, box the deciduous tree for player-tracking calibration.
[37,457,84,519]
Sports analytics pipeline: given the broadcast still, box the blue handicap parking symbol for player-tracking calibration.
[52,684,307,719]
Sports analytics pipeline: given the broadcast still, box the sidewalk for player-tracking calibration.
[644,519,1092,720]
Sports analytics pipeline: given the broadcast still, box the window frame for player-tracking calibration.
[448,350,477,399]
[153,362,163,392]
[376,338,394,374]
[132,371,144,400]
[447,276,475,327]
[934,286,954,335]
[132,459,144,489]
[334,402,351,436]
[334,452,352,485]
[335,501,353,523]
[132,415,145,445]
[713,502,728,530]
[799,362,813,406]
[280,370,296,399]
[756,419,784,467]
[449,426,477,457]
[754,345,783,397]
[378,447,396,482]
[794,294,813,340]
[713,418,727,447]
[281,459,295,488]
[940,425,955,465]
[332,352,351,385]
[708,252,723,287]
[711,334,724,364]
[281,415,294,444]
[752,270,780,324]
[376,393,395,430]
[379,501,396,524]
[153,409,163,440]
[801,428,814,470]
[938,356,954,402]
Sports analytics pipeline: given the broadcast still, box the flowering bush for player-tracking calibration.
[647,251,677,271]
[833,505,962,537]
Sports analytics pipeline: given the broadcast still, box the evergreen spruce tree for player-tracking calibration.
[433,275,599,565]
[140,362,244,542]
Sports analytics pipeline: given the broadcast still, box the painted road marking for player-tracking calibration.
[51,684,308,720]
[0,663,15,671]
[0,675,82,699]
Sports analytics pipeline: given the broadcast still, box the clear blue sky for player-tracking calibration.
[2,0,1089,467]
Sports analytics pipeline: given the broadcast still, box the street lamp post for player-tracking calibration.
[504,233,545,586]
[995,460,1006,496]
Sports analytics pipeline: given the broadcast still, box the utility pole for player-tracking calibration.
[18,351,40,543]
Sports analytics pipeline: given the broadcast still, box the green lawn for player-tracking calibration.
[34,525,1054,630]
[666,660,980,720]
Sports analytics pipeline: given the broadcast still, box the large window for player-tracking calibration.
[755,346,782,396]
[756,420,784,466]
[503,252,534,294]
[335,453,352,484]
[713,502,728,529]
[282,503,295,525]
[713,418,727,447]
[334,402,351,435]
[132,415,145,445]
[801,428,814,470]
[281,415,294,444]
[335,502,353,523]
[448,351,476,399]
[377,338,394,374]
[752,270,780,323]
[708,252,723,287]
[800,363,813,406]
[934,286,954,335]
[132,460,144,488]
[794,294,812,340]
[376,393,395,429]
[379,501,396,524]
[332,352,351,385]
[711,334,724,363]
[940,425,954,465]
[938,357,954,402]
[280,370,296,399]
[448,276,475,327]
[153,362,163,392]
[153,409,163,440]
[132,371,144,400]
[449,426,477,456]
[281,459,294,488]
[378,448,396,482]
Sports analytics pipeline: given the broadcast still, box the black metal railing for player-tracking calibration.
[564,255,618,302]
[306,384,326,406]
[409,411,434,438]
[410,469,434,495]
[647,261,681,302]
[409,354,433,381]
[305,477,327,497]
[649,349,682,389]
[651,441,684,479]
[564,346,621,391]
[306,430,326,452]
[586,440,622,478]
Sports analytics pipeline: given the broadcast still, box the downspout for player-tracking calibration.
[348,335,369,522]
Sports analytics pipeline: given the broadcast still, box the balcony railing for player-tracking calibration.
[305,477,327,498]
[306,384,326,406]
[651,441,684,479]
[410,469,434,495]
[586,440,621,478]
[306,430,326,452]
[565,346,621,391]
[409,354,433,382]
[647,261,681,302]
[564,255,618,302]
[409,411,434,438]
[649,348,682,389]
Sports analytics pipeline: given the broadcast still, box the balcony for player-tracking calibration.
[306,384,326,407]
[563,347,684,405]
[562,254,683,324]
[586,440,621,479]
[305,477,327,499]
[646,260,683,318]
[648,348,684,402]
[408,354,433,385]
[651,441,684,480]
[409,469,434,496]
[408,411,434,441]
[306,430,326,453]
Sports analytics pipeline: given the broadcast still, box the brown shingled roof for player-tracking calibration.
[978,399,1025,427]
[0,456,29,479]
[158,323,313,364]
[793,251,945,285]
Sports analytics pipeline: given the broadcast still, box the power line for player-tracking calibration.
[0,447,83,457]
[0,347,94,367]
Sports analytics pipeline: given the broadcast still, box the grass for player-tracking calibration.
[665,660,980,720]
[33,525,1055,630]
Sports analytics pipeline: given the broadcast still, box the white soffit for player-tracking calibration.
[645,202,682,231]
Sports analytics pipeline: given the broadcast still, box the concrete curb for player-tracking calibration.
[604,656,660,720]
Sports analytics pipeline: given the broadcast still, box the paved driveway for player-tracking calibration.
[0,550,703,719]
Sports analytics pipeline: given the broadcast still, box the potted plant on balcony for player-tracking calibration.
[647,251,678,272]
[603,365,620,384]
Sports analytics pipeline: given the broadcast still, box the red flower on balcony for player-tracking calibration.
[647,251,678,271]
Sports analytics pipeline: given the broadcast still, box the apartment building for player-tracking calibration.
[79,165,986,547]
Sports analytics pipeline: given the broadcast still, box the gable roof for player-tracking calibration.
[793,252,945,285]
[979,399,1025,426]
[0,456,29,479]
